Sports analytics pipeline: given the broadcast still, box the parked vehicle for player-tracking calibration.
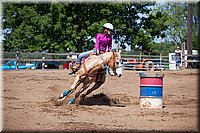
[33,61,59,69]
[190,56,200,68]
[0,60,35,70]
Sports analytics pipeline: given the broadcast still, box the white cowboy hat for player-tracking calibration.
[103,23,114,30]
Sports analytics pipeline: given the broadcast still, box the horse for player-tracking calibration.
[57,50,123,106]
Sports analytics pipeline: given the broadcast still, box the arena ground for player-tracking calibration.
[2,69,199,132]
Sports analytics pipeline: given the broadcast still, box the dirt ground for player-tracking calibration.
[2,69,199,132]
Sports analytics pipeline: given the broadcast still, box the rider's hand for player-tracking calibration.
[96,50,100,55]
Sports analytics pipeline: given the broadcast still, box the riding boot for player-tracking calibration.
[68,64,80,75]
[71,63,81,70]
[68,70,77,75]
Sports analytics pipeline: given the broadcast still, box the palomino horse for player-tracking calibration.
[57,50,122,106]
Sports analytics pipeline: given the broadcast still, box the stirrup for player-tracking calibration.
[71,64,80,71]
[68,70,76,75]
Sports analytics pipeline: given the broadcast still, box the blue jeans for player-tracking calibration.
[75,49,96,65]
[175,54,181,66]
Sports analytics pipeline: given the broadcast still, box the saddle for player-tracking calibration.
[69,51,104,75]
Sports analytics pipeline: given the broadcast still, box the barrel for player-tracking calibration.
[139,72,164,108]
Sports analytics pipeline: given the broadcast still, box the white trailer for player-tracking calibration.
[168,50,198,70]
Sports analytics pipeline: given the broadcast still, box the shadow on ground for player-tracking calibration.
[79,93,126,107]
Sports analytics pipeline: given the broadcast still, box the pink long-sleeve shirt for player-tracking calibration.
[94,33,112,53]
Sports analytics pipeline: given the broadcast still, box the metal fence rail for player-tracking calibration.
[121,53,170,71]
[1,52,200,70]
[2,52,77,69]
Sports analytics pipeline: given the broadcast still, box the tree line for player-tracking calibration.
[2,2,199,55]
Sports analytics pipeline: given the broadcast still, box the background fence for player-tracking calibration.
[1,51,199,70]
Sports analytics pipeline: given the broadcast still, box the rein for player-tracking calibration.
[83,54,106,77]
[111,52,116,68]
[106,52,119,76]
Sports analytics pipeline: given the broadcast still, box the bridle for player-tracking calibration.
[107,52,122,76]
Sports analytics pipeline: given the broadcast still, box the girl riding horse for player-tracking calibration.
[69,23,114,75]
[58,51,122,106]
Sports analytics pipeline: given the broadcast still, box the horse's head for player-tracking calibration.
[107,50,123,77]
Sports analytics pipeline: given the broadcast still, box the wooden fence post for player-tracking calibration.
[15,51,19,70]
[139,52,142,64]
[42,52,45,69]
[160,52,163,71]
[181,42,186,68]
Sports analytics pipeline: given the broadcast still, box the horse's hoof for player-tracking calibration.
[59,93,64,99]
[68,98,75,105]
[59,90,71,99]
[57,95,67,106]
[55,99,64,106]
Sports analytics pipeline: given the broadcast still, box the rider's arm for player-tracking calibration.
[95,33,101,55]
[107,38,112,52]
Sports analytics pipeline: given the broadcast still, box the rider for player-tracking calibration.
[175,46,182,69]
[69,23,114,75]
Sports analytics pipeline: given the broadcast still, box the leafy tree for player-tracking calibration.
[2,2,167,53]
[191,3,200,50]
[132,8,168,51]
[197,2,200,51]
[153,2,200,52]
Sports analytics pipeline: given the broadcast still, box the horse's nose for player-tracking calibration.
[118,74,122,77]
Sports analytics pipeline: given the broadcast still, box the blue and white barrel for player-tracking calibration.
[139,73,164,108]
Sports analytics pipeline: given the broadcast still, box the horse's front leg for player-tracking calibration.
[58,74,82,104]
[81,81,104,100]
[81,73,106,100]
[68,81,92,105]
[81,73,106,99]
